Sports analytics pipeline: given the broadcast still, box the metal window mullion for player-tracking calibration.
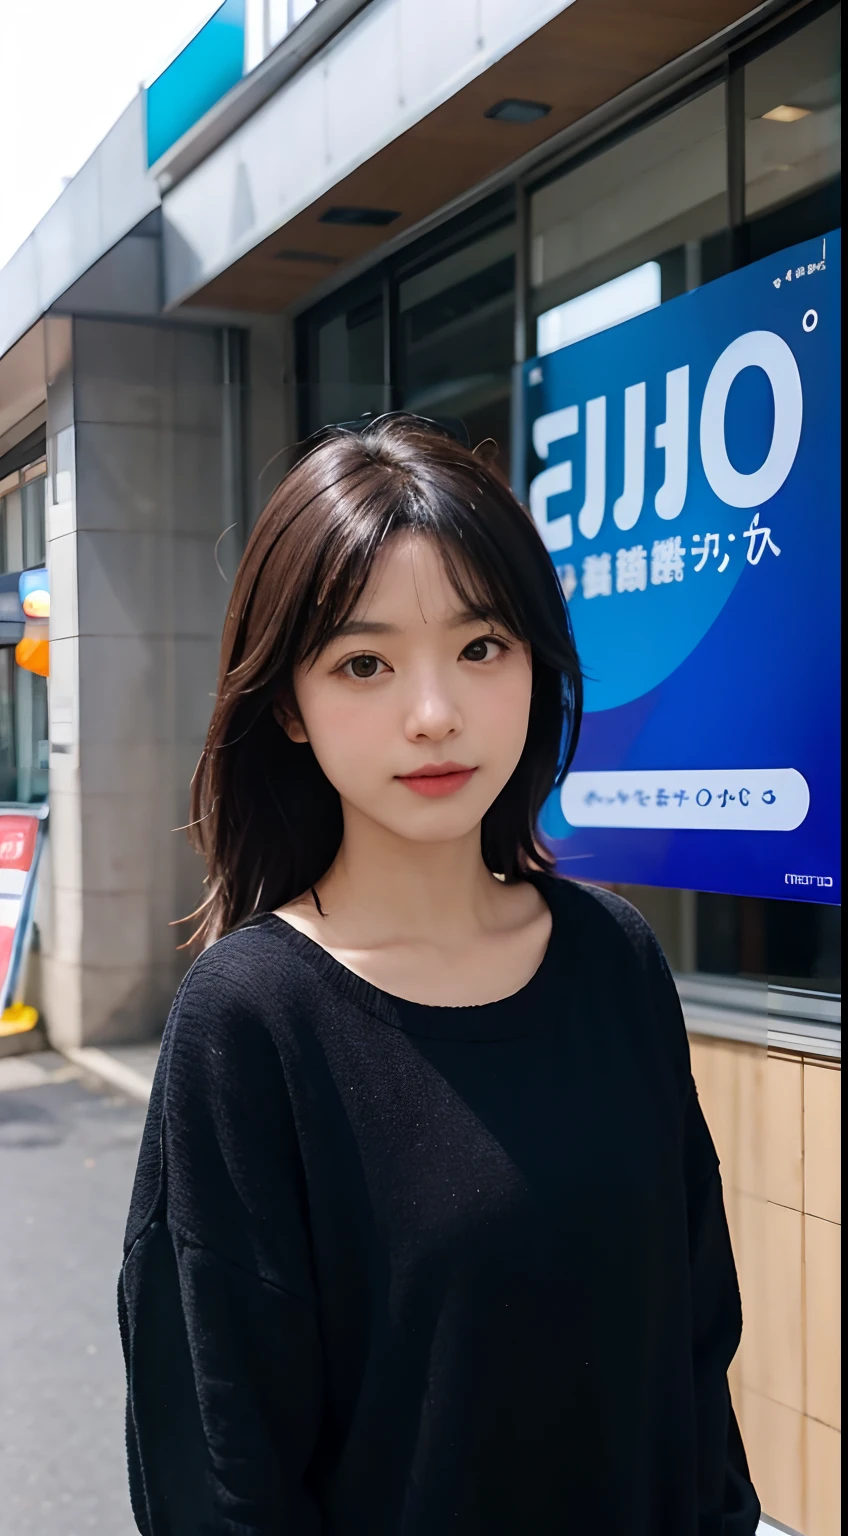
[726,57,747,268]
[513,178,530,367]
[510,178,530,501]
[222,328,248,558]
[381,266,400,412]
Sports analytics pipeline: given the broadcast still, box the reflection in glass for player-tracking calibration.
[0,650,15,801]
[537,260,661,356]
[0,488,22,574]
[0,473,50,803]
[303,281,388,435]
[397,224,515,474]
[530,83,728,331]
[697,893,841,995]
[745,6,841,217]
[22,479,46,570]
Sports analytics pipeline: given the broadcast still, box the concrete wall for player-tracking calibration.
[690,1034,841,1536]
[41,314,231,1045]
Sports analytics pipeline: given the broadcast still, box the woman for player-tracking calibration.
[120,415,760,1535]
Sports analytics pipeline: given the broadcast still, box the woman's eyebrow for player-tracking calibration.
[332,609,494,640]
[448,608,497,629]
[331,619,400,638]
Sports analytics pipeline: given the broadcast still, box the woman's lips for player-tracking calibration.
[396,764,477,798]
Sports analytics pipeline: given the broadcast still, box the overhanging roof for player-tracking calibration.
[162,0,771,316]
[0,96,159,364]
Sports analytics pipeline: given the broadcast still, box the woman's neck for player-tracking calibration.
[314,808,507,947]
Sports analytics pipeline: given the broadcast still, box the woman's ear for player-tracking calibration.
[272,699,309,744]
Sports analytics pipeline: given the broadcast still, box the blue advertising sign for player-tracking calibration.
[146,0,246,167]
[526,232,840,904]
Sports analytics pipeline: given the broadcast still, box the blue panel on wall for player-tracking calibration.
[525,231,840,904]
[146,0,246,167]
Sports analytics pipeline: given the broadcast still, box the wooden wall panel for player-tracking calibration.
[690,1036,841,1536]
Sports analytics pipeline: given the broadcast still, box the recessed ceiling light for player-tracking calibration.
[762,104,811,122]
[319,206,401,227]
[484,98,552,124]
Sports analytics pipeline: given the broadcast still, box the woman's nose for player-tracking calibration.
[403,674,463,741]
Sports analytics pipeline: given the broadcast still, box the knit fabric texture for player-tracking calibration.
[120,874,760,1535]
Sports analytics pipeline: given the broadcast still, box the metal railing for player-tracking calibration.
[677,972,841,1059]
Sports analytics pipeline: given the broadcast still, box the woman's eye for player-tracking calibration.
[462,637,505,663]
[343,654,385,679]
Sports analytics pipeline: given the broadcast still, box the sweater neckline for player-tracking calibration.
[256,874,566,1042]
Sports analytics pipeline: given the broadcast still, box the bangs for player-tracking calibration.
[295,479,528,665]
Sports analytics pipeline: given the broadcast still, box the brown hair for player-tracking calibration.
[187,415,582,944]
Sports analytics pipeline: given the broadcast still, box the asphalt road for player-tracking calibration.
[0,1053,147,1535]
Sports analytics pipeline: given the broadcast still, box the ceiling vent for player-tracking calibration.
[484,99,551,124]
[319,206,401,227]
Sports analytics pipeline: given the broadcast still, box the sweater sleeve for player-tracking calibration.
[638,906,761,1533]
[685,1084,761,1536]
[640,904,761,1533]
[119,947,324,1536]
[577,884,761,1533]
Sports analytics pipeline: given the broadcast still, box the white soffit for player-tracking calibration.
[0,324,46,445]
[162,0,578,307]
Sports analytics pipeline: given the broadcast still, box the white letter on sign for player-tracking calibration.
[654,365,689,520]
[612,382,646,531]
[577,396,607,540]
[700,330,803,508]
[529,406,578,552]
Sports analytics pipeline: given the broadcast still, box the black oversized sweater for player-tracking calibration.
[120,875,760,1536]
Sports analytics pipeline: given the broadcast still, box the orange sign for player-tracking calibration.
[15,636,49,677]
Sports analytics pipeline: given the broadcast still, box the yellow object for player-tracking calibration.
[0,1003,40,1037]
[15,636,49,677]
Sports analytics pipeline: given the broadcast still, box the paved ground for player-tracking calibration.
[0,1053,148,1535]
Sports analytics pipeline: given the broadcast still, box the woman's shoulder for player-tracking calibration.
[180,911,317,996]
[532,873,695,1111]
[539,872,690,1072]
[126,917,314,1256]
[156,915,319,1086]
[536,872,665,968]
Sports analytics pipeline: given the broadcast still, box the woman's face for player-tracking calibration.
[286,534,533,847]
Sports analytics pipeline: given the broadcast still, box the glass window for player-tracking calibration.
[0,467,50,804]
[300,277,388,436]
[397,223,515,475]
[529,86,732,980]
[0,487,23,574]
[266,0,317,53]
[296,26,840,1005]
[528,59,840,1004]
[12,666,49,805]
[530,83,728,342]
[0,650,16,802]
[21,478,46,569]
[537,260,661,357]
[696,893,841,993]
[745,5,841,219]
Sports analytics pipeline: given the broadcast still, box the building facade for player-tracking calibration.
[0,1,840,1528]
